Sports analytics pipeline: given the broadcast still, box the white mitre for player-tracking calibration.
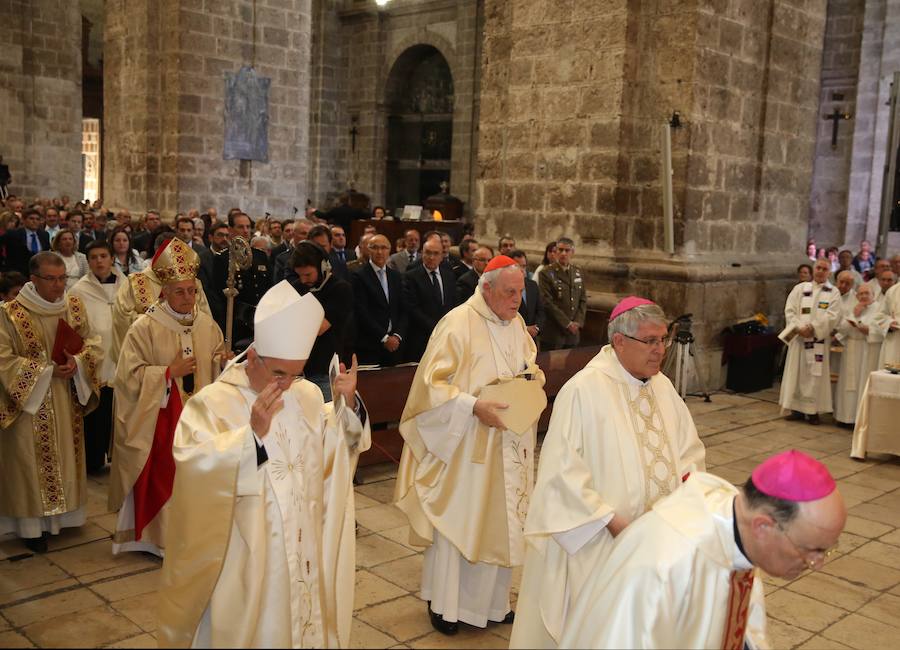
[254,280,324,360]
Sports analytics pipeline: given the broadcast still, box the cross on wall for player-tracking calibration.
[824,108,852,149]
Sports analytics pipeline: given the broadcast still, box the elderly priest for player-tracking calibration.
[510,296,706,649]
[394,255,546,636]
[108,238,227,557]
[157,281,370,649]
[560,450,846,649]
[0,252,102,553]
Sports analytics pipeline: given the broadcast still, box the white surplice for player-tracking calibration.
[510,345,706,649]
[779,281,841,415]
[69,271,123,385]
[877,284,900,367]
[157,363,370,649]
[834,301,884,424]
[559,472,768,649]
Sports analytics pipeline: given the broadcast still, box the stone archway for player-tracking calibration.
[383,45,455,213]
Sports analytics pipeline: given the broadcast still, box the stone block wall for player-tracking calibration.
[808,0,865,248]
[0,0,83,200]
[104,0,312,218]
[306,0,481,214]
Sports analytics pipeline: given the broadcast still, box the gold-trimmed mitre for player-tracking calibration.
[152,237,199,283]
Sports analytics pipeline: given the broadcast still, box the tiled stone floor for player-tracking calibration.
[1,386,899,648]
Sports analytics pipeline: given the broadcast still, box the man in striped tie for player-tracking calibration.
[559,450,846,649]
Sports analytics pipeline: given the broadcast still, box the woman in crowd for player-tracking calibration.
[52,229,88,289]
[534,241,558,282]
[110,225,147,276]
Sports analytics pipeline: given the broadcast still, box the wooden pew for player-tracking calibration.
[356,345,603,466]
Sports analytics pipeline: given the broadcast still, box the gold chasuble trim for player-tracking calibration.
[130,273,156,314]
[622,383,678,512]
[4,300,68,515]
[721,569,755,650]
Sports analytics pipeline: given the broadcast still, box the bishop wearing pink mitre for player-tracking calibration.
[559,450,847,649]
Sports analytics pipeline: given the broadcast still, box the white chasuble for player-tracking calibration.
[510,345,706,649]
[394,290,545,626]
[877,284,900,367]
[157,363,370,649]
[779,281,841,415]
[834,302,884,424]
[0,285,102,538]
[559,473,768,650]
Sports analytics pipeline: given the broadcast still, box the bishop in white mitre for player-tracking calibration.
[779,258,841,423]
[510,297,705,649]
[157,281,370,649]
[394,255,545,635]
[560,450,846,650]
[834,284,883,424]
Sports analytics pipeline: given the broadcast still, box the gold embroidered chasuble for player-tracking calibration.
[157,363,370,649]
[393,290,545,567]
[108,301,226,548]
[110,267,211,366]
[510,345,706,648]
[0,288,102,521]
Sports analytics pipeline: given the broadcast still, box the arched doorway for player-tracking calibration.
[384,45,454,213]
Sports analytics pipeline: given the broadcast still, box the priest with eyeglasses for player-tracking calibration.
[511,296,706,649]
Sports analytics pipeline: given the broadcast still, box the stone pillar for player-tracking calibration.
[104,0,312,218]
[0,0,83,199]
[477,0,828,389]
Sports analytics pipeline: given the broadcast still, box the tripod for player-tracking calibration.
[662,314,710,401]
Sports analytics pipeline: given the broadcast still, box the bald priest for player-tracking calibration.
[560,450,847,649]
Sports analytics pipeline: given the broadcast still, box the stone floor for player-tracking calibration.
[1,386,900,649]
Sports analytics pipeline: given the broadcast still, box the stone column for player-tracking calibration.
[0,0,83,199]
[477,0,828,389]
[104,0,312,218]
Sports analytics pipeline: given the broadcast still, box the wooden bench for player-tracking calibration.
[356,345,603,466]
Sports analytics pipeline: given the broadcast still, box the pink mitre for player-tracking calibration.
[610,296,656,321]
[752,450,836,501]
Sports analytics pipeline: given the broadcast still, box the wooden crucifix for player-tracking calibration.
[823,108,852,149]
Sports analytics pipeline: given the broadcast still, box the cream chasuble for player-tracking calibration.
[510,345,706,649]
[157,363,370,649]
[877,283,900,367]
[110,267,211,366]
[0,284,102,537]
[834,301,884,424]
[559,473,768,649]
[69,270,123,385]
[393,290,544,626]
[779,281,841,415]
[109,301,225,555]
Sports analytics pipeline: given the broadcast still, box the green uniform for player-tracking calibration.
[538,262,587,350]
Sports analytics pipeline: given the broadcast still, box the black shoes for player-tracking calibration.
[23,535,48,554]
[807,414,820,425]
[428,606,458,636]
[500,611,515,624]
[785,411,805,421]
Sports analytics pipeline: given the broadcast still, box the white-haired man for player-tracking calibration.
[834,284,883,425]
[779,258,841,424]
[394,255,546,636]
[157,281,370,648]
[510,296,706,649]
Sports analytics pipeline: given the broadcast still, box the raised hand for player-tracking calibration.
[250,382,286,438]
[333,354,358,410]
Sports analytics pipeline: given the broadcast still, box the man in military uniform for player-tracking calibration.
[211,212,272,350]
[538,237,587,350]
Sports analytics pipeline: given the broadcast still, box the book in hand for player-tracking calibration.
[478,377,547,435]
[328,354,346,417]
[52,318,83,366]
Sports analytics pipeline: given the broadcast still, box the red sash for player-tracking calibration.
[132,379,182,540]
[721,569,755,650]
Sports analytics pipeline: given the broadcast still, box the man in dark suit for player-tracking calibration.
[509,249,545,345]
[328,225,355,280]
[272,218,313,283]
[131,211,161,256]
[455,245,493,305]
[451,239,478,278]
[351,234,407,366]
[325,192,367,233]
[403,233,457,362]
[175,215,219,316]
[4,208,50,275]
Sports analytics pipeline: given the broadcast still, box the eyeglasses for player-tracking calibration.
[776,522,839,570]
[621,333,674,349]
[258,356,304,383]
[33,274,68,284]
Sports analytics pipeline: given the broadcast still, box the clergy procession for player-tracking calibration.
[15,211,900,649]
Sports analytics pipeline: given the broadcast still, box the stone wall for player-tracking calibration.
[0,0,83,200]
[808,0,865,249]
[476,0,829,389]
[306,0,481,215]
[104,0,312,218]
